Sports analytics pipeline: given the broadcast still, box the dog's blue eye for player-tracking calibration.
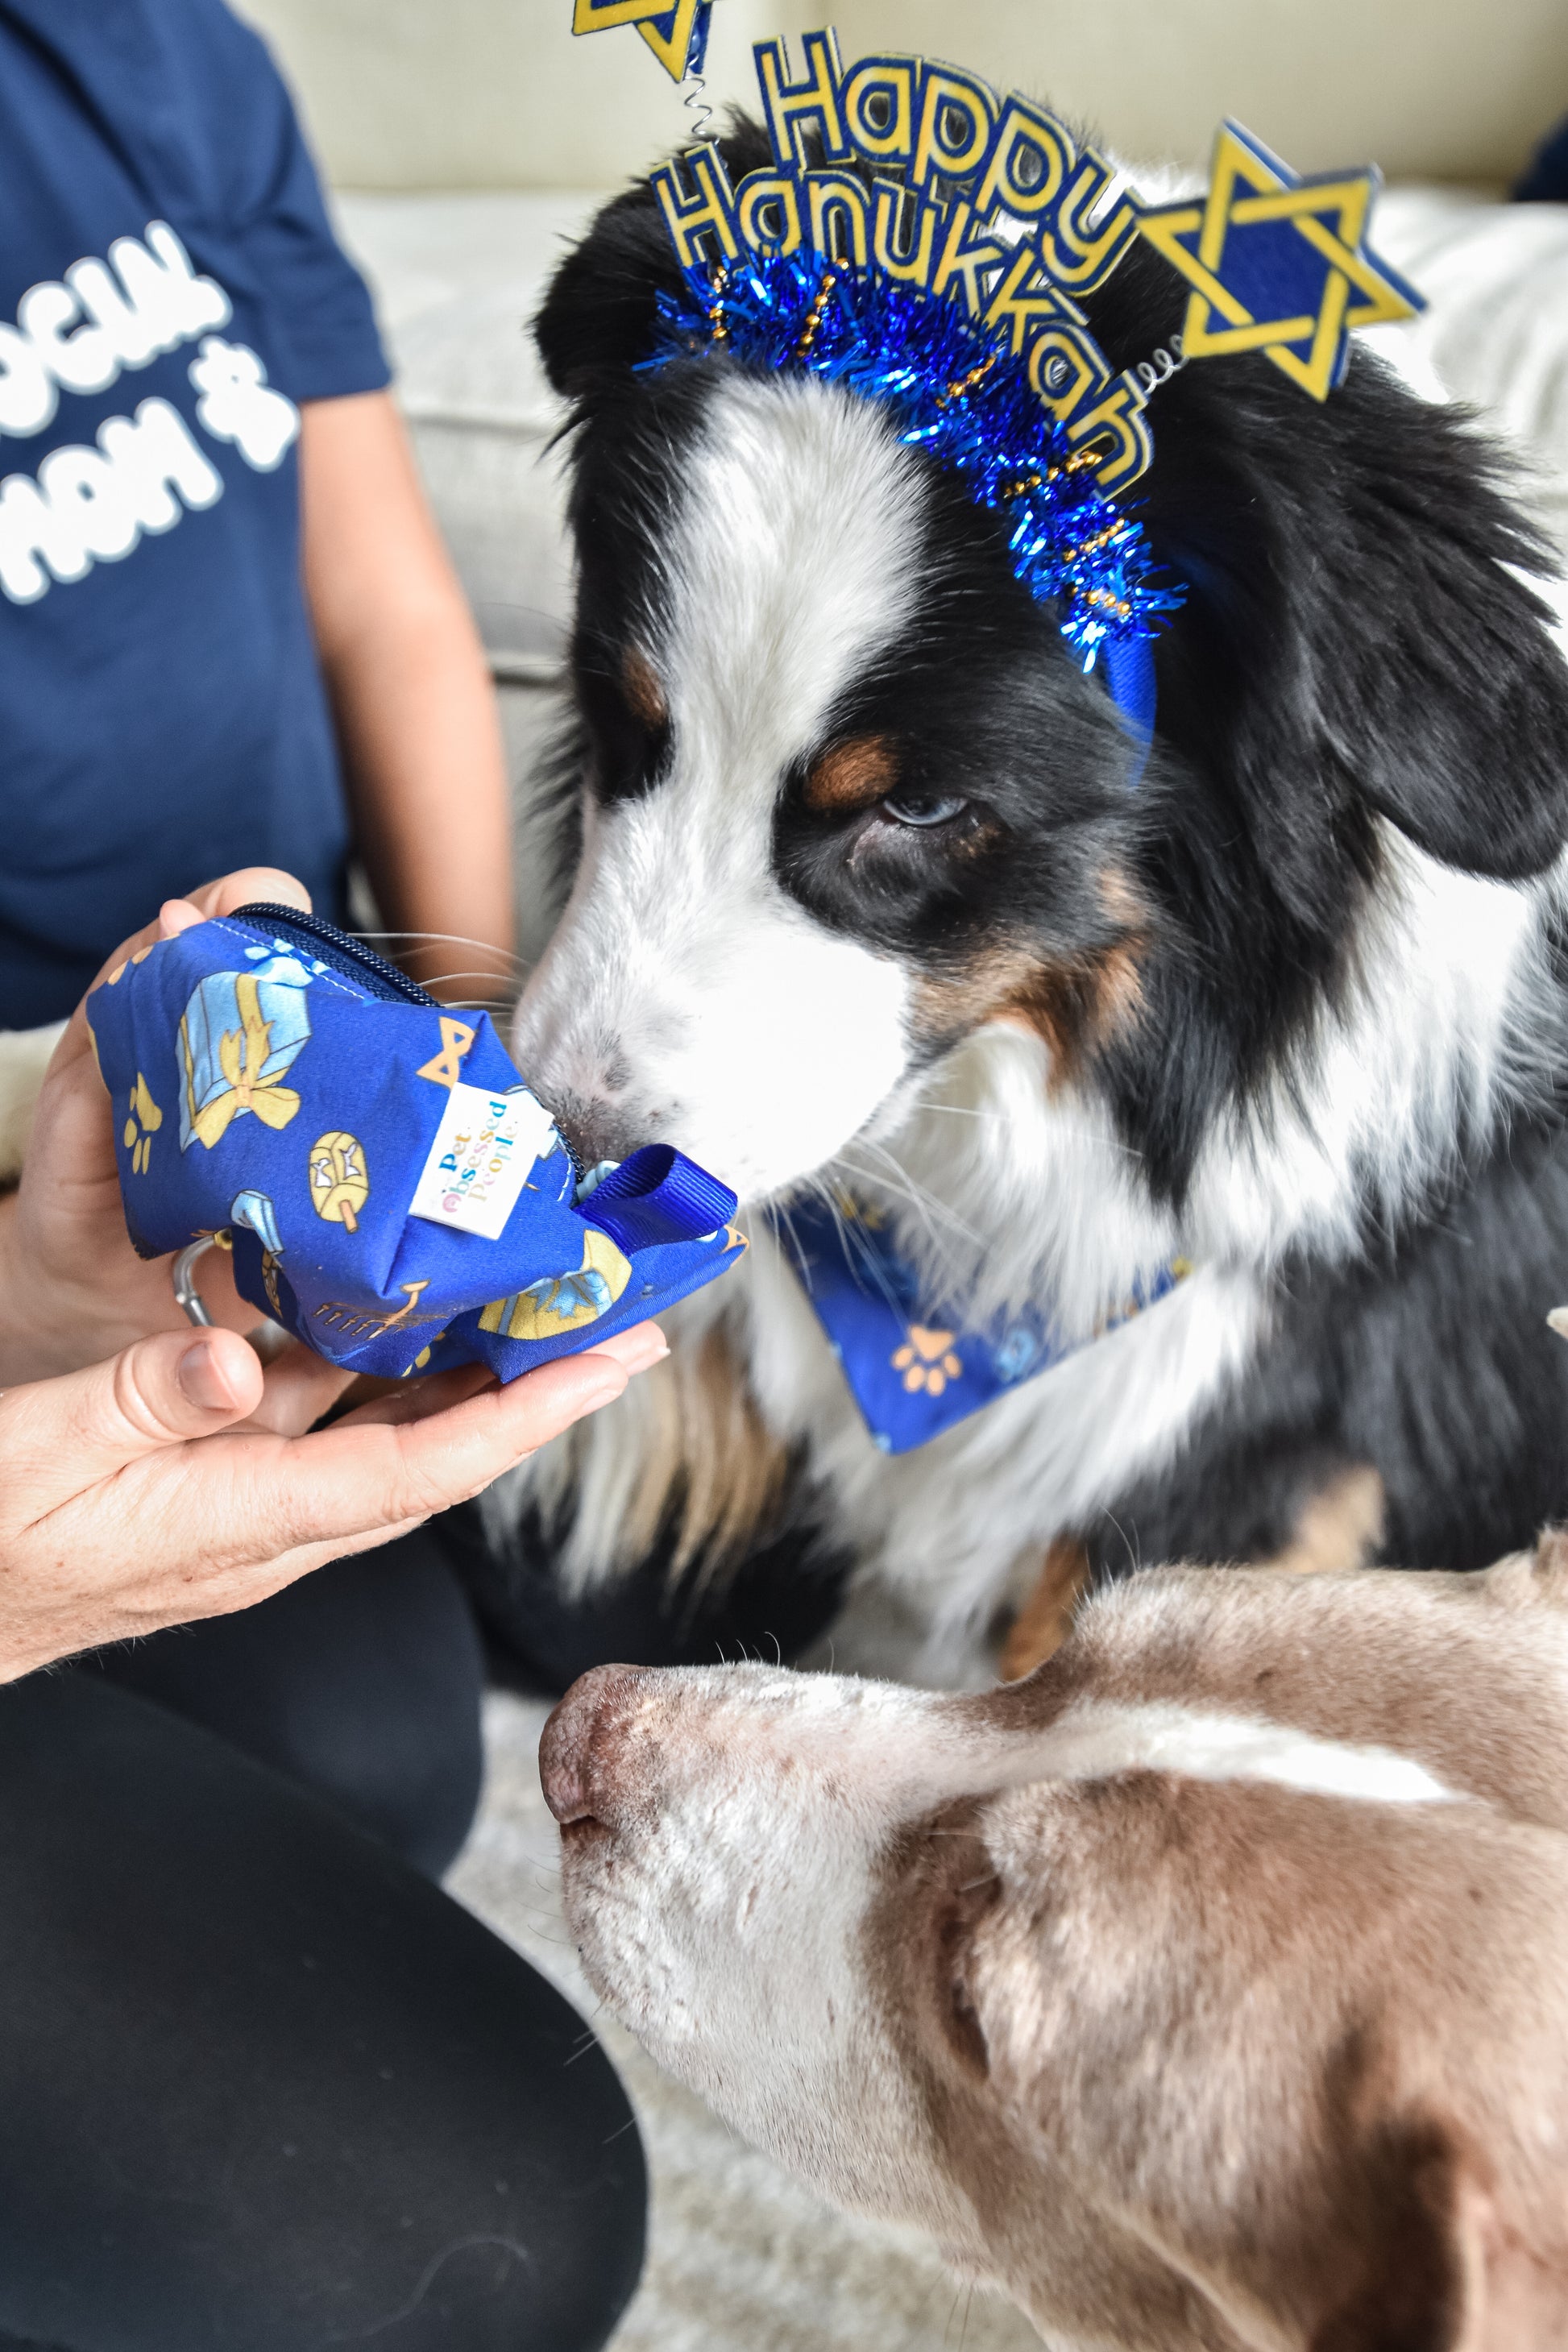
[881,793,968,828]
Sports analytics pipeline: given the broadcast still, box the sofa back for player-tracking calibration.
[237,0,1567,193]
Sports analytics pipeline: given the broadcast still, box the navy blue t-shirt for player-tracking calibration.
[0,0,390,1027]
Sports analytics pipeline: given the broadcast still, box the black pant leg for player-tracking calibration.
[78,1531,485,1877]
[0,1672,645,2352]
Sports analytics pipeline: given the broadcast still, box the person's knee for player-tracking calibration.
[383,2076,646,2352]
[0,1673,644,2352]
[79,1533,484,1874]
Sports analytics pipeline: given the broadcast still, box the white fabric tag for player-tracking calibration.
[409,1081,559,1241]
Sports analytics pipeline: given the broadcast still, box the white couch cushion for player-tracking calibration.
[1375,188,1568,556]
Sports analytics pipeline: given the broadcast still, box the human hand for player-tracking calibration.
[0,869,314,1385]
[0,1315,665,1682]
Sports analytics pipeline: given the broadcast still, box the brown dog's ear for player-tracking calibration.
[1311,2115,1543,2352]
[1527,1524,1568,1602]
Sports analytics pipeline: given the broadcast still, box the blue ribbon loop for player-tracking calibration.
[578,1145,737,1252]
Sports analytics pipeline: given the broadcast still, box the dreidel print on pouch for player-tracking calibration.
[309,1131,369,1232]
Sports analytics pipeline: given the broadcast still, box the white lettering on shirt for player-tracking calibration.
[0,398,221,603]
[2,223,231,442]
[0,224,314,603]
[0,324,56,438]
[189,338,299,471]
[17,280,117,398]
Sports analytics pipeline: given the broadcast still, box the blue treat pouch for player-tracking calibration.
[86,904,745,1381]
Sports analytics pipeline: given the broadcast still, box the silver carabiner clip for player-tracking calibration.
[172,1235,218,1328]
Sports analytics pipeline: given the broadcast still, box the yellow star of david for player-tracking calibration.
[571,0,708,81]
[1139,122,1421,400]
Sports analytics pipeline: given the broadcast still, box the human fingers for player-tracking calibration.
[581,1321,669,1372]
[51,868,315,1088]
[338,1323,668,1433]
[222,1346,638,1558]
[236,1339,359,1437]
[0,1342,640,1671]
[326,1362,496,1429]
[173,867,313,923]
[107,868,312,993]
[243,1321,670,1451]
[17,874,315,1364]
[93,1514,442,1642]
[0,1326,267,1520]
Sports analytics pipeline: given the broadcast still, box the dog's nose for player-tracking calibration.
[542,1086,643,1179]
[539,1664,645,1825]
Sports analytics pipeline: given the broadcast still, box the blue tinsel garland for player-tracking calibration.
[643,245,1184,668]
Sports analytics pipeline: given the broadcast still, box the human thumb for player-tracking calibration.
[0,1327,266,1513]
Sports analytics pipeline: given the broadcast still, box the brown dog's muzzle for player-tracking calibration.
[539,1663,649,1826]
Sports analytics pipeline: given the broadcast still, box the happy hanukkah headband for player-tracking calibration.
[572,11,1424,697]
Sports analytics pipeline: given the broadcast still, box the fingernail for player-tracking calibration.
[177,1338,239,1413]
[599,1327,669,1376]
[262,871,312,911]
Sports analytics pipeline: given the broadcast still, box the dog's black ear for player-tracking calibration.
[1093,241,1568,903]
[534,116,776,404]
[533,179,677,404]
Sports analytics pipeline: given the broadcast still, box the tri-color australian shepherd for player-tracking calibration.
[486,122,1568,1681]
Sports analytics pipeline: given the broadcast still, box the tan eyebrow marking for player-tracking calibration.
[622,647,667,729]
[804,732,901,813]
[910,867,1151,1087]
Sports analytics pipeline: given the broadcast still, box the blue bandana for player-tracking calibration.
[778,1187,1188,1453]
[87,905,745,1383]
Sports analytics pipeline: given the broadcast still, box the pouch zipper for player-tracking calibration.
[231,902,442,1007]
[230,902,584,1184]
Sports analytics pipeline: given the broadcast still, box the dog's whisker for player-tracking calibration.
[355,927,532,970]
[904,1097,1146,1162]
[837,1140,981,1252]
[393,981,525,1005]
[392,967,521,988]
[797,1172,919,1326]
[847,1131,978,1224]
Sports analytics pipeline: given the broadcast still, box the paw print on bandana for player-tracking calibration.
[123,1072,163,1174]
[892,1324,962,1397]
[189,338,300,471]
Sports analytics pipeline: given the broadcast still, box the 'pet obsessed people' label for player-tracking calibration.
[409,1081,558,1241]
